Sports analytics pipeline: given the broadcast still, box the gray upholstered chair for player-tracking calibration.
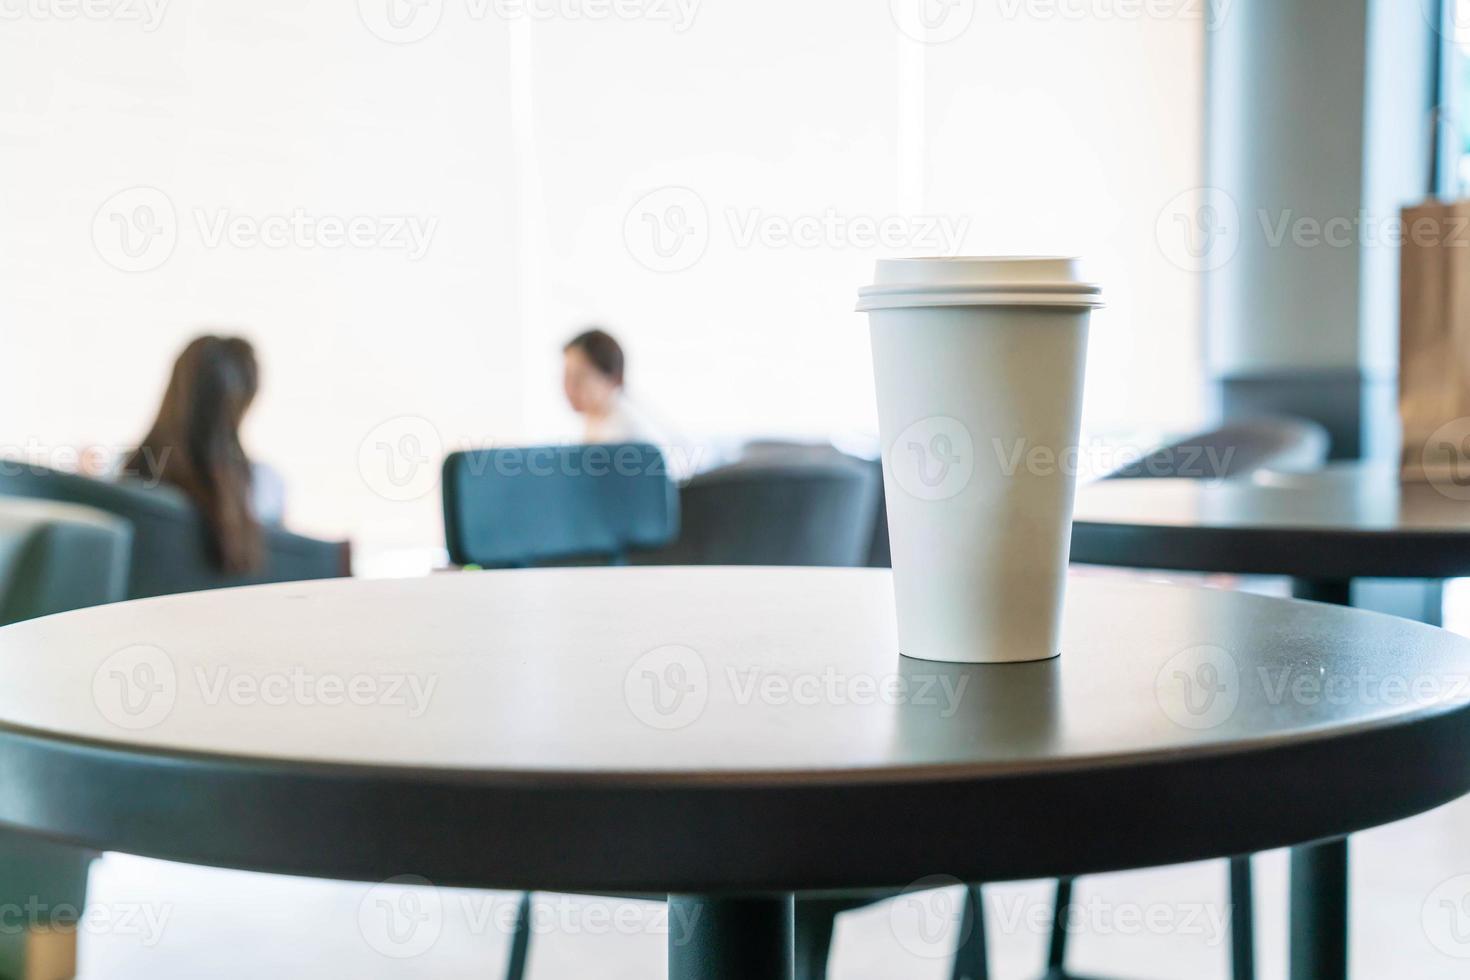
[0,498,132,979]
[637,447,880,568]
[0,463,348,599]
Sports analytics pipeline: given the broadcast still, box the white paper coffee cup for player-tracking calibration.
[858,257,1102,664]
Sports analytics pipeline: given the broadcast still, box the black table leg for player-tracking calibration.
[1046,877,1073,976]
[504,892,532,980]
[1291,578,1352,607]
[669,894,794,980]
[1289,840,1348,980]
[951,883,988,980]
[1286,578,1351,980]
[1229,857,1254,980]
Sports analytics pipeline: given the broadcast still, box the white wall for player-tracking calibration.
[0,0,1204,565]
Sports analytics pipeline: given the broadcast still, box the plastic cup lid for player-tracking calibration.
[856,256,1104,312]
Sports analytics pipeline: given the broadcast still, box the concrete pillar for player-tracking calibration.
[1204,0,1439,459]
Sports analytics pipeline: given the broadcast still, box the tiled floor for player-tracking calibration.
[72,576,1470,978]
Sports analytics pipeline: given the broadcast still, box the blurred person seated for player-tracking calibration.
[563,327,667,445]
[121,335,285,574]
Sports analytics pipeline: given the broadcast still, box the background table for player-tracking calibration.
[1072,461,1470,979]
[0,568,1468,979]
[1072,462,1470,586]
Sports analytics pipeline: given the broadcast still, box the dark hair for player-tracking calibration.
[564,328,625,386]
[124,335,264,574]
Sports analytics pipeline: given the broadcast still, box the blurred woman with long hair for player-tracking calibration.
[123,335,279,573]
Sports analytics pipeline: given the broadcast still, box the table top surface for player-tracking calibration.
[2,566,1468,892]
[1071,462,1470,577]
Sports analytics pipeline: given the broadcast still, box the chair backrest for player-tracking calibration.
[0,498,130,626]
[637,449,881,567]
[0,462,349,599]
[442,444,679,568]
[1103,416,1331,481]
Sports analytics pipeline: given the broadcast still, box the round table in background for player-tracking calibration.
[1071,461,1470,588]
[1071,461,1470,980]
[1,567,1468,980]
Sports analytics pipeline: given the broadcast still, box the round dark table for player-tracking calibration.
[1071,461,1470,980]
[1072,462,1470,583]
[1,567,1468,979]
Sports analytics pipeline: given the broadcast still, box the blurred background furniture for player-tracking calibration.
[0,497,131,979]
[442,444,678,568]
[638,443,880,568]
[0,465,349,600]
